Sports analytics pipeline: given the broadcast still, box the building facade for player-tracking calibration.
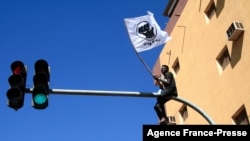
[153,0,250,124]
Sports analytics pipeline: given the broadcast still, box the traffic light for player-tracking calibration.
[6,61,27,111]
[32,59,50,109]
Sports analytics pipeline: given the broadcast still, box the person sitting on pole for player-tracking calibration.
[153,64,178,125]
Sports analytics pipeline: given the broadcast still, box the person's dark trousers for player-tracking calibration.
[154,96,170,121]
[154,88,178,121]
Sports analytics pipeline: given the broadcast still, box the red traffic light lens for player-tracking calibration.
[11,61,25,75]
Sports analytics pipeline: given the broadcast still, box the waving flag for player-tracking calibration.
[124,11,171,52]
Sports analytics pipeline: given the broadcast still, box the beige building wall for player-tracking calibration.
[154,0,250,124]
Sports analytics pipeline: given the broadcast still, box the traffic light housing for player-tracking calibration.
[32,59,50,109]
[6,61,27,111]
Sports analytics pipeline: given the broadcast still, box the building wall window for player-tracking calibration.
[179,104,188,122]
[216,46,231,71]
[172,58,180,74]
[204,0,216,19]
[232,105,249,125]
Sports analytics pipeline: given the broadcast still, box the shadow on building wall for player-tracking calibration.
[215,0,225,18]
[230,32,245,68]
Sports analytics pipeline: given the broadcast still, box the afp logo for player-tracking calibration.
[136,21,157,41]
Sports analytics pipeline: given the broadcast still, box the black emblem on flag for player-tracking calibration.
[136,21,157,41]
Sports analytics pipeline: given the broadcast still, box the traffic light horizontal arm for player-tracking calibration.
[25,88,160,98]
[25,88,214,124]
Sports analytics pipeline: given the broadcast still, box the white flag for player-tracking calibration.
[124,11,171,52]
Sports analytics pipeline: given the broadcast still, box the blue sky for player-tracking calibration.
[0,0,169,140]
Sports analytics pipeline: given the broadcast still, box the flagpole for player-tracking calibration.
[123,21,154,77]
[133,48,154,76]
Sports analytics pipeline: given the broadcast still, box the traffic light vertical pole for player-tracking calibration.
[25,88,215,124]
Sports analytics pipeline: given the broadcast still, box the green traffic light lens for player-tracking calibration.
[34,94,47,104]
